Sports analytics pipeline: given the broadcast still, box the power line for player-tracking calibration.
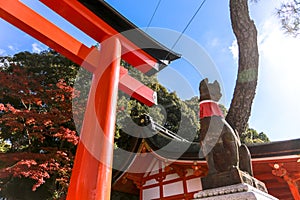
[146,0,162,30]
[171,0,207,50]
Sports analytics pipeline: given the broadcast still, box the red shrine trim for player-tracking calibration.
[199,100,224,119]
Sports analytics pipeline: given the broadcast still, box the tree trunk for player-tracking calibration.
[226,0,259,135]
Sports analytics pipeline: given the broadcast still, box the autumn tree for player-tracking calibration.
[0,50,83,199]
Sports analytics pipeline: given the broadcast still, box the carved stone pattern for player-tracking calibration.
[193,183,278,200]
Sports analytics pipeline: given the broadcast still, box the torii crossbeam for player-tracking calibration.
[0,1,180,199]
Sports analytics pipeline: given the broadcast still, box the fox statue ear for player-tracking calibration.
[213,80,220,88]
[199,78,209,90]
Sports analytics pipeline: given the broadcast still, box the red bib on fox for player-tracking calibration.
[199,100,224,119]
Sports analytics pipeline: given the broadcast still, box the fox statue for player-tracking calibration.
[199,78,253,176]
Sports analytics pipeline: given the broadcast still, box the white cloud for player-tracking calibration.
[229,40,238,62]
[250,16,300,141]
[32,43,44,53]
[258,17,300,96]
[210,37,220,48]
[8,45,15,51]
[0,49,6,56]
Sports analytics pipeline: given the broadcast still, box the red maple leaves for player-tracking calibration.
[0,61,81,195]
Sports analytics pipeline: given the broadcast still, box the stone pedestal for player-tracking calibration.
[201,168,267,193]
[193,183,278,200]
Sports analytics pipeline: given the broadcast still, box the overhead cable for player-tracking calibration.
[146,0,162,30]
[171,0,207,50]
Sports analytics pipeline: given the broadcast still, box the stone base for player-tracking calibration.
[201,168,267,193]
[193,183,278,200]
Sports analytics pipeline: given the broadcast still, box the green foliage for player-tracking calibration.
[184,96,199,115]
[241,128,270,144]
[177,101,199,141]
[115,63,200,146]
[0,139,11,153]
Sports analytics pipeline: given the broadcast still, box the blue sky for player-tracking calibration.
[0,0,300,142]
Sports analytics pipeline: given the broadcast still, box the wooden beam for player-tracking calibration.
[271,165,300,200]
[284,176,300,200]
[270,191,293,199]
[0,0,156,106]
[254,173,281,181]
[262,180,285,187]
[40,0,161,75]
[119,68,157,106]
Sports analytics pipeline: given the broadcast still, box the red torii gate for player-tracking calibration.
[0,1,180,199]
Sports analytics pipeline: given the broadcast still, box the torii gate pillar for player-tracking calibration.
[67,38,121,200]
